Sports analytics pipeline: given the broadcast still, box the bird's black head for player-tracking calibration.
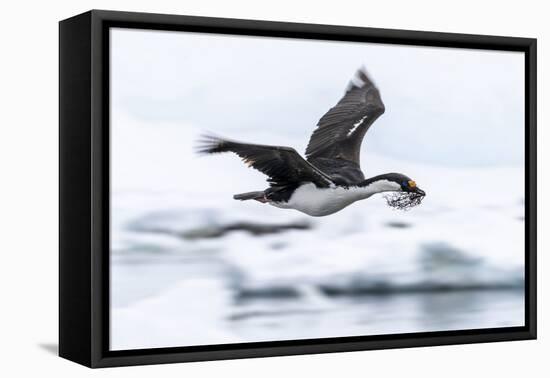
[373,173,426,210]
[377,173,425,196]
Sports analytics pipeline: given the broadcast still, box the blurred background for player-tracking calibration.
[109,28,525,350]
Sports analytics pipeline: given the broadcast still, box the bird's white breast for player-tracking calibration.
[271,183,376,217]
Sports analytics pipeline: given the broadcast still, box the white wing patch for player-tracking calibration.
[347,115,368,137]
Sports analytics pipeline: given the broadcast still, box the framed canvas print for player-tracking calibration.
[59,10,537,368]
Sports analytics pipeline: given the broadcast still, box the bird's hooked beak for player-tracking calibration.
[405,180,425,196]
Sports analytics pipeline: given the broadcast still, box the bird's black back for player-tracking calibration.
[308,157,365,186]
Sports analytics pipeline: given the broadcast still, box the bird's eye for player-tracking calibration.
[408,180,416,188]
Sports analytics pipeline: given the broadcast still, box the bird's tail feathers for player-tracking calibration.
[233,191,266,202]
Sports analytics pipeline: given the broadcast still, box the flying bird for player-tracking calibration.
[197,67,425,216]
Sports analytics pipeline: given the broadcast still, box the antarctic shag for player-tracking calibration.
[197,67,426,216]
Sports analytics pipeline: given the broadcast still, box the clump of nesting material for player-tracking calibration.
[384,191,425,210]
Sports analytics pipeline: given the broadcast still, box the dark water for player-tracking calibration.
[229,289,524,342]
[111,248,524,349]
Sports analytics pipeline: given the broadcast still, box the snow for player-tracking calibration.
[110,113,525,350]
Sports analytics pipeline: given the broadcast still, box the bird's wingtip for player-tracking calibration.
[345,65,373,92]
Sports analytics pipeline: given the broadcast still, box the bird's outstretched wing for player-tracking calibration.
[305,67,385,165]
[197,135,334,188]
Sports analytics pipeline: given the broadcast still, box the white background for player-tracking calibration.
[0,0,546,376]
[111,28,525,167]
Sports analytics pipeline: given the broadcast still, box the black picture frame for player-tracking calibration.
[59,9,537,368]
